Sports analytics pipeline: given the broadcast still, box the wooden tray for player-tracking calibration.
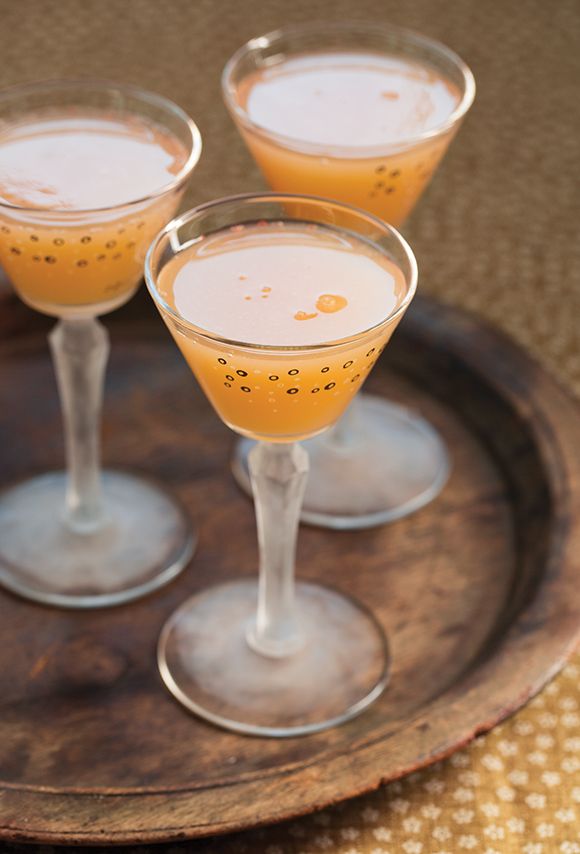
[0,293,579,846]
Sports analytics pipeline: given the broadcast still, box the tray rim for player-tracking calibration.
[0,293,579,845]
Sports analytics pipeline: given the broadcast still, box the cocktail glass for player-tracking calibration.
[145,193,417,736]
[0,80,202,607]
[222,23,475,529]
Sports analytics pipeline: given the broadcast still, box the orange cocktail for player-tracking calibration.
[0,108,190,315]
[157,220,407,442]
[230,51,461,227]
[222,24,475,530]
[0,81,201,609]
[146,194,417,737]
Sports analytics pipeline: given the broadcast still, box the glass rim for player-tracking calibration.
[222,20,476,158]
[144,191,418,353]
[0,78,202,216]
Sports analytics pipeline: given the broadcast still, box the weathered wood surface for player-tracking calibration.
[0,293,578,845]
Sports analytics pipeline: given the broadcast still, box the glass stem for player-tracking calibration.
[49,316,109,533]
[327,394,360,450]
[247,441,309,658]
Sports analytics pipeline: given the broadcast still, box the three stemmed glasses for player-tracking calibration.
[146,193,417,736]
[0,29,470,738]
[0,80,201,607]
[222,22,475,529]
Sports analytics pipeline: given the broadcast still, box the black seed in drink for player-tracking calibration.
[76,259,88,267]
[105,240,116,249]
[324,382,336,390]
[311,387,320,393]
[241,386,251,393]
[30,235,39,242]
[45,255,56,263]
[375,165,386,174]
[269,375,279,381]
[81,236,92,244]
[225,374,234,381]
[10,247,21,254]
[390,169,401,178]
[287,388,299,395]
[224,382,232,388]
[53,238,65,246]
[237,369,248,377]
[288,369,299,375]
[97,254,106,261]
[385,187,395,194]
[321,367,330,373]
[218,358,227,365]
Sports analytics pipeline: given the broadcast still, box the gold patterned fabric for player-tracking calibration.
[0,0,579,851]
[173,659,580,853]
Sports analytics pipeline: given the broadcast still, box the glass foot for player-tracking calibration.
[158,579,390,737]
[232,393,450,530]
[0,470,195,608]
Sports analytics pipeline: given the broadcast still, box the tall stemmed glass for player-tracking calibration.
[146,194,417,736]
[0,80,202,608]
[222,22,475,529]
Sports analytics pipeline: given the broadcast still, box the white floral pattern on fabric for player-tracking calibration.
[133,650,580,854]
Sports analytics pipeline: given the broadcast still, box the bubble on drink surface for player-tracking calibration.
[316,294,347,313]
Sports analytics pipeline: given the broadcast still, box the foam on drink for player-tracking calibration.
[239,52,460,149]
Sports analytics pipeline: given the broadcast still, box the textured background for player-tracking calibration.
[1,0,579,851]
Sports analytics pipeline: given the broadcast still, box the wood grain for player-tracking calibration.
[0,293,579,845]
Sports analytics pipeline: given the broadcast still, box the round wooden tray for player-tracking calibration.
[0,294,579,846]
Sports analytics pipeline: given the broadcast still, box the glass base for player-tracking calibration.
[232,394,450,530]
[158,579,390,737]
[0,470,195,608]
